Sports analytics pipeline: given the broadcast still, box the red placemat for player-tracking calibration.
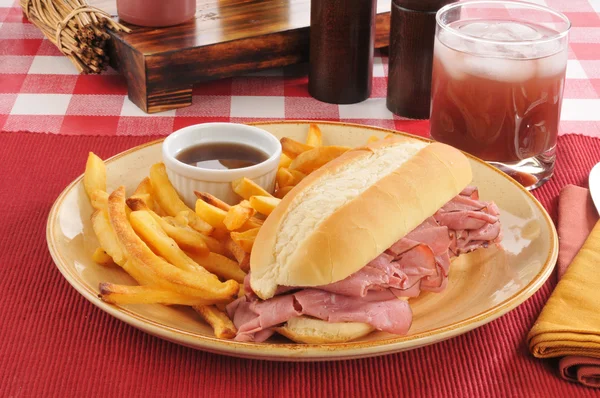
[2,132,600,396]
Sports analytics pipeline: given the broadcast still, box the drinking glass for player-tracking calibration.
[430,0,570,189]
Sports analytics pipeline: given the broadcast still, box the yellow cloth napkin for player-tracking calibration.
[528,220,600,359]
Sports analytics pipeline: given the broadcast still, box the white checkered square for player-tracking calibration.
[0,0,16,6]
[28,56,79,75]
[561,99,600,121]
[230,96,285,118]
[11,93,71,115]
[175,95,231,116]
[566,60,588,79]
[338,98,394,120]
[373,57,385,77]
[120,97,176,117]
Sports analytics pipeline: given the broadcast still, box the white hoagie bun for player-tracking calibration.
[275,316,375,344]
[250,137,472,300]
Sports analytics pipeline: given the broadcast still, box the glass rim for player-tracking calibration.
[436,0,571,46]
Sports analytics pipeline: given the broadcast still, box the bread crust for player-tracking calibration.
[250,138,472,299]
[275,316,375,344]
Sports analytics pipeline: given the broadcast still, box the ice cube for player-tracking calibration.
[434,36,468,81]
[495,22,544,41]
[536,48,567,78]
[463,55,536,82]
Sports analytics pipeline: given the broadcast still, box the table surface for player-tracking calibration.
[2,0,600,396]
[0,0,599,137]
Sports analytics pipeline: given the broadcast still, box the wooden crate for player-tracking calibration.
[90,0,391,113]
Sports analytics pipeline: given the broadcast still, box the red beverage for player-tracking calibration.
[430,20,567,163]
[117,0,196,27]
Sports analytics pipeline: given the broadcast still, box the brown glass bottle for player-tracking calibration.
[386,0,456,118]
[308,0,377,104]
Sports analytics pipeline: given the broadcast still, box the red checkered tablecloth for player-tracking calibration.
[1,0,599,137]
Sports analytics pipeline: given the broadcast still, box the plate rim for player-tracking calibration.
[46,120,558,361]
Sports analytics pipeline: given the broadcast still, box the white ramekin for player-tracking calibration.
[162,123,282,206]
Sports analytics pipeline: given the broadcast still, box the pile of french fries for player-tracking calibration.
[84,124,389,339]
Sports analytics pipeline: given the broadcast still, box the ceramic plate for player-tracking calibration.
[47,121,557,361]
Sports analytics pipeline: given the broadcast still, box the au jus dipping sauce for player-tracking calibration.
[175,142,269,170]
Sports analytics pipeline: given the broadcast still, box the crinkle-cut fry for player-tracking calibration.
[230,227,259,253]
[84,152,106,203]
[92,247,114,266]
[194,191,230,211]
[91,210,127,266]
[91,190,109,211]
[280,137,314,159]
[108,186,238,300]
[306,124,323,147]
[193,305,237,339]
[186,252,246,284]
[149,163,214,235]
[367,135,380,144]
[279,153,293,169]
[223,202,255,231]
[225,238,250,272]
[99,283,218,306]
[249,195,281,216]
[274,185,294,199]
[231,177,273,199]
[289,145,351,174]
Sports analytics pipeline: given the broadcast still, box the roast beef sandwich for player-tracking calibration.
[227,137,503,343]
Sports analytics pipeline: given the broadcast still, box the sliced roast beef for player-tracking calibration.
[228,186,502,342]
[226,289,412,342]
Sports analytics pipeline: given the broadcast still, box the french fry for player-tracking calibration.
[127,198,211,256]
[90,190,109,211]
[280,137,314,159]
[92,247,114,266]
[187,252,246,284]
[134,177,153,195]
[231,177,273,199]
[194,191,230,211]
[196,198,261,232]
[274,185,294,199]
[83,152,106,203]
[225,238,250,272]
[277,168,306,188]
[149,163,214,235]
[289,146,350,174]
[230,228,259,253]
[192,305,237,339]
[128,193,153,210]
[161,216,229,256]
[367,135,380,144]
[279,153,293,169]
[108,186,238,300]
[249,195,281,216]
[223,201,255,231]
[133,177,168,216]
[306,124,323,147]
[276,167,294,188]
[129,210,209,273]
[91,210,127,267]
[99,283,217,306]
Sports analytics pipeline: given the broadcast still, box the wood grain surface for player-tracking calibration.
[90,0,392,113]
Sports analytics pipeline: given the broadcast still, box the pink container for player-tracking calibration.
[117,0,196,27]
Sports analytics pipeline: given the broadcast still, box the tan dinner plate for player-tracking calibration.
[47,121,557,361]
